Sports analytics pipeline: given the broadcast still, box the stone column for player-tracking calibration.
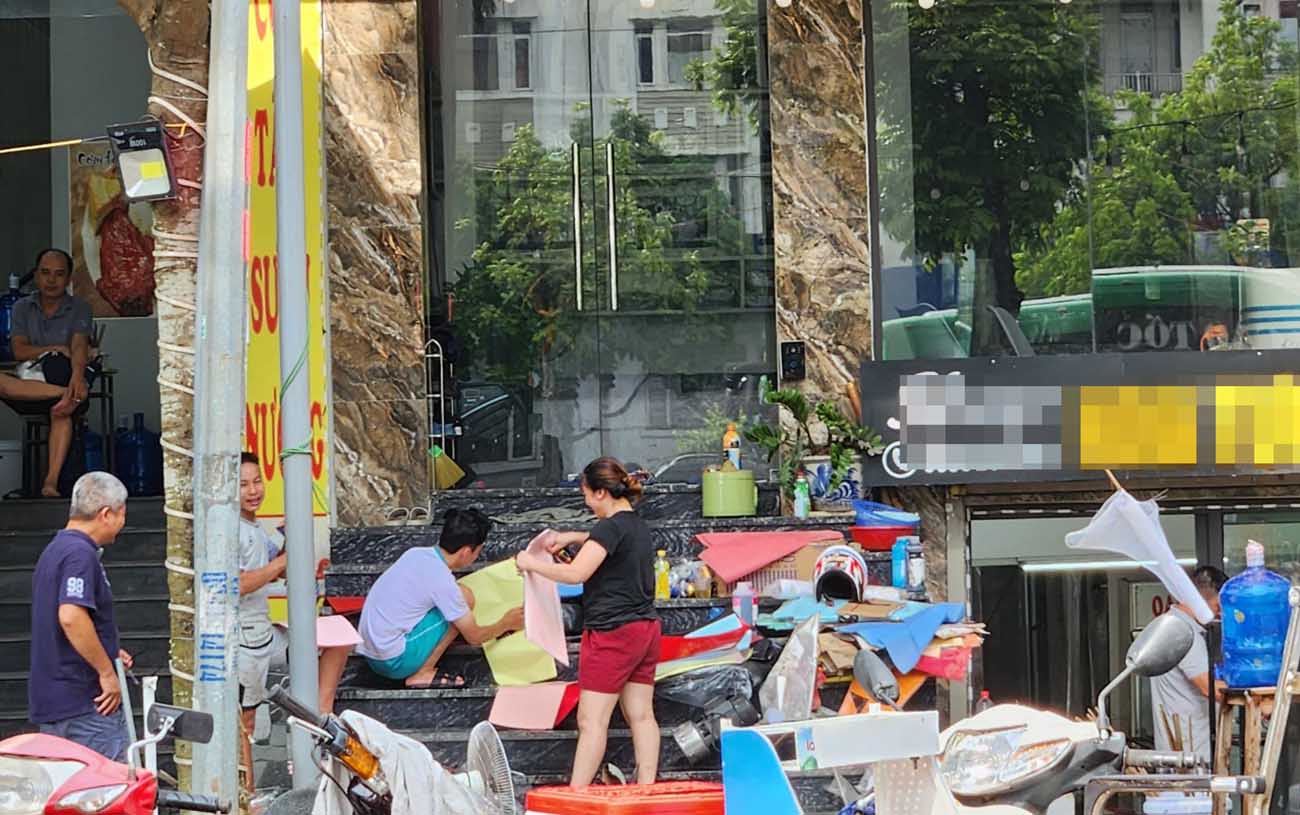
[766,0,873,416]
[323,1,429,525]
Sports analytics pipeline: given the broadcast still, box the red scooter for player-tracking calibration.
[0,703,230,815]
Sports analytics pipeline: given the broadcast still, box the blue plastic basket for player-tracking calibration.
[852,499,920,528]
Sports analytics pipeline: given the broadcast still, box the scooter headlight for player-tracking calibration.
[941,727,1071,797]
[55,785,129,814]
[0,756,85,815]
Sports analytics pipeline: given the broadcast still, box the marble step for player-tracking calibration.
[325,597,748,640]
[0,526,166,568]
[416,725,704,776]
[330,514,862,571]
[0,498,164,533]
[0,670,174,736]
[0,560,167,602]
[0,628,171,674]
[422,483,781,523]
[0,596,170,646]
[335,679,848,733]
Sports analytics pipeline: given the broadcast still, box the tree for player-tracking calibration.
[684,0,766,131]
[1017,104,1197,298]
[117,0,208,789]
[874,0,1100,353]
[1017,0,1299,297]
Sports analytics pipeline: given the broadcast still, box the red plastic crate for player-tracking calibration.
[525,781,724,814]
[849,525,916,551]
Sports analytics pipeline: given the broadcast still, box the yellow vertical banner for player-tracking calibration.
[244,0,330,521]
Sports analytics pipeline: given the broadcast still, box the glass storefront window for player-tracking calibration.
[872,0,1300,360]
[1224,510,1300,581]
[423,1,777,486]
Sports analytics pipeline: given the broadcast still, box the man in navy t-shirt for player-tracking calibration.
[29,472,133,761]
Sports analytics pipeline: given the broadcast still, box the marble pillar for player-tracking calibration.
[323,0,428,526]
[767,0,873,416]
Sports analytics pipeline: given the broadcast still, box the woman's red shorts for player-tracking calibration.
[578,618,662,693]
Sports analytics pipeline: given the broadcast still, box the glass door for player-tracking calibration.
[427,1,778,486]
[587,0,777,482]
[429,1,605,486]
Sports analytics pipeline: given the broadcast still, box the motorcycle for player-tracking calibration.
[266,684,518,815]
[843,612,1265,815]
[0,703,230,815]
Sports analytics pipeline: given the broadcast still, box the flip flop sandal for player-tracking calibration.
[404,674,465,689]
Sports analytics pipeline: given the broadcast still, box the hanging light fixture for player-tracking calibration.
[918,0,936,8]
[776,0,794,7]
[106,118,177,202]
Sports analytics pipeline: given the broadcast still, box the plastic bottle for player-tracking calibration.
[0,273,23,362]
[694,564,713,598]
[732,581,756,626]
[906,538,926,593]
[975,690,994,713]
[722,422,742,470]
[891,536,914,589]
[83,429,105,473]
[1221,541,1292,688]
[654,550,672,600]
[792,473,811,519]
[118,413,164,496]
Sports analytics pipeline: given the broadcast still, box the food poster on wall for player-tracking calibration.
[244,0,332,541]
[68,141,156,318]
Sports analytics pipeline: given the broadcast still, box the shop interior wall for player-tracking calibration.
[0,6,156,449]
[971,512,1198,735]
[0,11,52,444]
[50,9,157,439]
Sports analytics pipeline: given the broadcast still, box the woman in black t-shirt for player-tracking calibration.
[516,457,661,789]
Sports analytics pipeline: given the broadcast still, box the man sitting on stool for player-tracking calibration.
[0,248,97,497]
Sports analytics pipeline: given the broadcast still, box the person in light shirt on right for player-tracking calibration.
[1147,565,1227,766]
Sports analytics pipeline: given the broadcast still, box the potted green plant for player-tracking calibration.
[744,377,885,505]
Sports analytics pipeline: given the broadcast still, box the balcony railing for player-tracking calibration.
[1104,72,1185,96]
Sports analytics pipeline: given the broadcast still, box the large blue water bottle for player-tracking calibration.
[117,413,164,496]
[0,274,23,362]
[1221,541,1292,688]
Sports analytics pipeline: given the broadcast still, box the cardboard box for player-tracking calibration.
[712,537,854,597]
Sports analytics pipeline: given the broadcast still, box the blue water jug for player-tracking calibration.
[83,429,105,473]
[116,413,164,496]
[0,274,23,362]
[1221,541,1292,688]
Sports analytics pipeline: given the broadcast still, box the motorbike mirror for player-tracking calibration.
[853,650,901,708]
[147,703,215,745]
[1127,612,1196,677]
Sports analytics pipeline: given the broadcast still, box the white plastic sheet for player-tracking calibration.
[759,614,820,722]
[1065,491,1213,624]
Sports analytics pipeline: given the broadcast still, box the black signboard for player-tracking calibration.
[857,349,1300,487]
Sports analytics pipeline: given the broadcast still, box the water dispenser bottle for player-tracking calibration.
[0,274,23,362]
[1221,540,1291,688]
[117,413,164,496]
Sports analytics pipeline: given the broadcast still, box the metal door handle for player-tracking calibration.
[572,143,584,311]
[605,141,619,312]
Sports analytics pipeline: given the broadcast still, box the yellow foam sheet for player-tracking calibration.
[459,559,557,686]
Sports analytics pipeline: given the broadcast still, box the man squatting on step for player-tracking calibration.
[356,508,524,688]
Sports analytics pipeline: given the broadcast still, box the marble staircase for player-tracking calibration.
[0,498,174,767]
[324,484,880,814]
